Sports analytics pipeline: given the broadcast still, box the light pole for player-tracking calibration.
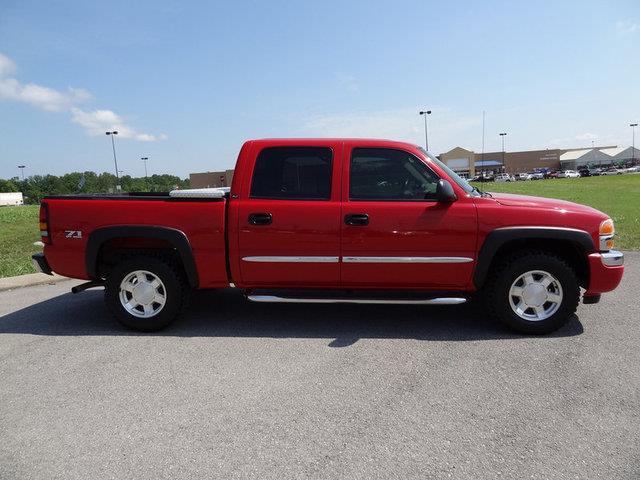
[419,110,431,151]
[499,132,507,172]
[105,131,119,184]
[632,123,638,165]
[141,157,149,178]
[17,165,26,180]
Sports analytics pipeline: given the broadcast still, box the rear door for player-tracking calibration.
[234,141,342,288]
[340,144,477,289]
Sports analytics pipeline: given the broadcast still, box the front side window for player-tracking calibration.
[417,147,477,196]
[350,148,440,201]
[250,147,332,200]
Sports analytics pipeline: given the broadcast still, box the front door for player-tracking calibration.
[236,143,342,288]
[340,145,477,289]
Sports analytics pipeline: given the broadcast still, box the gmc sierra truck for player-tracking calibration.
[32,139,624,334]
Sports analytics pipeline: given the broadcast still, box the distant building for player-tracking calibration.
[189,169,234,188]
[438,147,476,177]
[438,147,565,177]
[439,145,638,177]
[600,146,640,164]
[0,192,24,206]
[559,149,611,170]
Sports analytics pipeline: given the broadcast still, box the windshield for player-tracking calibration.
[417,147,478,196]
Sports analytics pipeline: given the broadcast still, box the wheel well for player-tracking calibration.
[96,238,185,283]
[86,226,199,287]
[484,238,589,288]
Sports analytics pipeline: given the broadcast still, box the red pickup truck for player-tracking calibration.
[32,138,624,334]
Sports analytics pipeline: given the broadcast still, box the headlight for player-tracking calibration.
[599,219,615,251]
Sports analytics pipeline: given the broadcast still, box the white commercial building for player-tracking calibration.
[559,149,613,170]
[599,146,640,163]
[0,192,24,206]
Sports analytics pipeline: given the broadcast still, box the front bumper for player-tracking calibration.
[585,250,624,296]
[600,250,624,266]
[31,253,53,275]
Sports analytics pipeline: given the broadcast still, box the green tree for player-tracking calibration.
[0,178,19,193]
[0,171,191,202]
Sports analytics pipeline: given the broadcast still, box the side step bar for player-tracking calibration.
[246,295,467,305]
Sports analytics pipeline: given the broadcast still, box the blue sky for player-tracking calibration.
[0,0,639,179]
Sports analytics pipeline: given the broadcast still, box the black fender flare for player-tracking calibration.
[474,227,595,288]
[86,226,199,287]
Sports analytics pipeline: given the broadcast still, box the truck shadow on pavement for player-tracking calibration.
[0,288,583,346]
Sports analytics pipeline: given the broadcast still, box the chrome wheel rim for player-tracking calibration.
[508,270,563,321]
[119,270,166,318]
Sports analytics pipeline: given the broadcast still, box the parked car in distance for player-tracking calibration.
[526,172,544,180]
[495,173,515,182]
[561,170,580,178]
[623,166,640,173]
[34,138,625,336]
[545,171,560,179]
[578,169,591,177]
[470,174,495,182]
[602,168,622,176]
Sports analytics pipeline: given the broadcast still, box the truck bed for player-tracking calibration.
[42,193,229,288]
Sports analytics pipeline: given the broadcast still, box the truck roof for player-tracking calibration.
[246,138,425,151]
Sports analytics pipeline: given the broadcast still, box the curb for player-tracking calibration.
[0,273,71,292]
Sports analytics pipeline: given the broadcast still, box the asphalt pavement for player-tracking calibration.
[1,254,639,479]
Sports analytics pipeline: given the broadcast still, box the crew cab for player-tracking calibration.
[32,139,624,334]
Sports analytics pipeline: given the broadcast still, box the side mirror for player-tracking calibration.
[436,179,457,203]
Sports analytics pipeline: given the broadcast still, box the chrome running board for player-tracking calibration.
[246,295,467,305]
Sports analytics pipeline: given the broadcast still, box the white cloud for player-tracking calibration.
[0,52,163,141]
[297,107,482,154]
[70,108,166,142]
[0,77,91,111]
[546,132,626,149]
[335,73,359,92]
[547,133,595,148]
[0,53,16,76]
[616,20,640,34]
[0,52,90,111]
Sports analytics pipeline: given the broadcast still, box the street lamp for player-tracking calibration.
[632,123,638,165]
[17,165,26,180]
[418,110,432,151]
[499,132,507,172]
[105,131,119,181]
[141,157,149,178]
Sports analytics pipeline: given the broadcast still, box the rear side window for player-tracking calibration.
[350,148,440,201]
[250,147,333,200]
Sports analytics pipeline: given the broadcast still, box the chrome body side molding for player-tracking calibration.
[242,256,473,264]
[341,256,473,263]
[246,295,467,305]
[493,225,590,234]
[242,256,340,263]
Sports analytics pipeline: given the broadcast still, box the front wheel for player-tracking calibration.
[104,255,188,331]
[485,251,580,334]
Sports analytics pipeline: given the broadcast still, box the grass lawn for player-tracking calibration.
[0,205,41,277]
[473,174,640,250]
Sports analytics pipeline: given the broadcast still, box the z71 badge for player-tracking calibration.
[64,230,82,239]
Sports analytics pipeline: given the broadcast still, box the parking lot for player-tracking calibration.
[1,254,639,479]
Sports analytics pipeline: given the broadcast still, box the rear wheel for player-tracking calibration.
[485,251,580,334]
[104,255,188,331]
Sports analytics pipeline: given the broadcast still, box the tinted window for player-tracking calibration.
[250,147,332,200]
[417,147,476,196]
[350,148,440,201]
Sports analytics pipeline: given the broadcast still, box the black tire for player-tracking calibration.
[484,250,580,334]
[104,255,189,331]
